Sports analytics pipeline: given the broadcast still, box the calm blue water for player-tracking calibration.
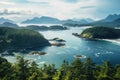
[4,27,120,68]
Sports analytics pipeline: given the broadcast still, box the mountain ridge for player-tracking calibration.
[22,16,93,24]
[0,17,14,23]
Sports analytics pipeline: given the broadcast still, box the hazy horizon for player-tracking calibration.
[0,0,120,22]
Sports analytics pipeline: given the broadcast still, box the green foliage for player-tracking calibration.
[84,58,94,80]
[0,57,13,80]
[0,27,50,52]
[114,65,120,79]
[53,60,70,80]
[0,56,120,80]
[81,27,120,39]
[12,56,30,80]
[70,58,84,79]
[43,64,56,80]
[97,60,113,80]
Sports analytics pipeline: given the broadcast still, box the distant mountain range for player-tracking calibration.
[0,17,14,23]
[1,14,120,28]
[90,14,120,27]
[62,19,88,24]
[22,16,61,24]
[0,22,18,28]
[72,18,94,23]
[0,17,18,28]
[22,16,94,24]
[101,14,120,22]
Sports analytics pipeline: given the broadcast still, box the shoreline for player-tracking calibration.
[102,39,120,45]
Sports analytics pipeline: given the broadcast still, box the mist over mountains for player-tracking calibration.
[0,17,14,24]
[21,16,94,24]
[90,14,120,27]
[0,14,120,27]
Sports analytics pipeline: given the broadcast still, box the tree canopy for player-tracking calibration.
[0,27,50,52]
[81,27,120,39]
[0,56,120,80]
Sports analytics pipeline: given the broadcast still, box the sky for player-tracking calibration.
[0,0,120,22]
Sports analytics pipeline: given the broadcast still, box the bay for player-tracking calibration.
[4,26,120,68]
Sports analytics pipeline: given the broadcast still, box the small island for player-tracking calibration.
[49,37,66,42]
[49,37,66,47]
[51,42,65,47]
[74,54,86,59]
[73,27,120,39]
[29,51,47,55]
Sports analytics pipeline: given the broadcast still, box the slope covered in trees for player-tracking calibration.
[25,25,67,31]
[81,27,120,39]
[0,27,50,53]
[0,56,120,80]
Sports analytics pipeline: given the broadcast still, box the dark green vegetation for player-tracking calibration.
[0,56,120,80]
[81,27,120,39]
[25,25,67,31]
[25,25,48,31]
[0,27,50,53]
[50,25,67,30]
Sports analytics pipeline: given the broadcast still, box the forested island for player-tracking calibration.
[0,27,50,53]
[25,25,68,31]
[0,56,120,80]
[73,27,120,39]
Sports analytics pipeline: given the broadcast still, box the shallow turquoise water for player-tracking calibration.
[4,27,120,68]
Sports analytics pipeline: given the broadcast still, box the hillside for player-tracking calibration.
[81,27,120,39]
[25,25,67,31]
[101,14,120,22]
[0,22,18,28]
[0,27,50,52]
[90,14,120,27]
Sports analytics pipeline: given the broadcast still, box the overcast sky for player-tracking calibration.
[0,0,120,22]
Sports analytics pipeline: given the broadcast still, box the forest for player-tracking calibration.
[0,56,120,80]
[81,27,120,39]
[0,27,50,53]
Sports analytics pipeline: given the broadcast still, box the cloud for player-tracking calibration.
[0,1,15,5]
[0,9,36,16]
[27,0,85,4]
[63,0,80,3]
[0,9,22,15]
[0,0,98,21]
[12,0,28,3]
[0,0,120,22]
[80,6,96,9]
[91,0,120,19]
[27,0,54,4]
[27,0,49,3]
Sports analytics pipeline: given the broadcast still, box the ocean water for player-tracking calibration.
[4,27,120,68]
